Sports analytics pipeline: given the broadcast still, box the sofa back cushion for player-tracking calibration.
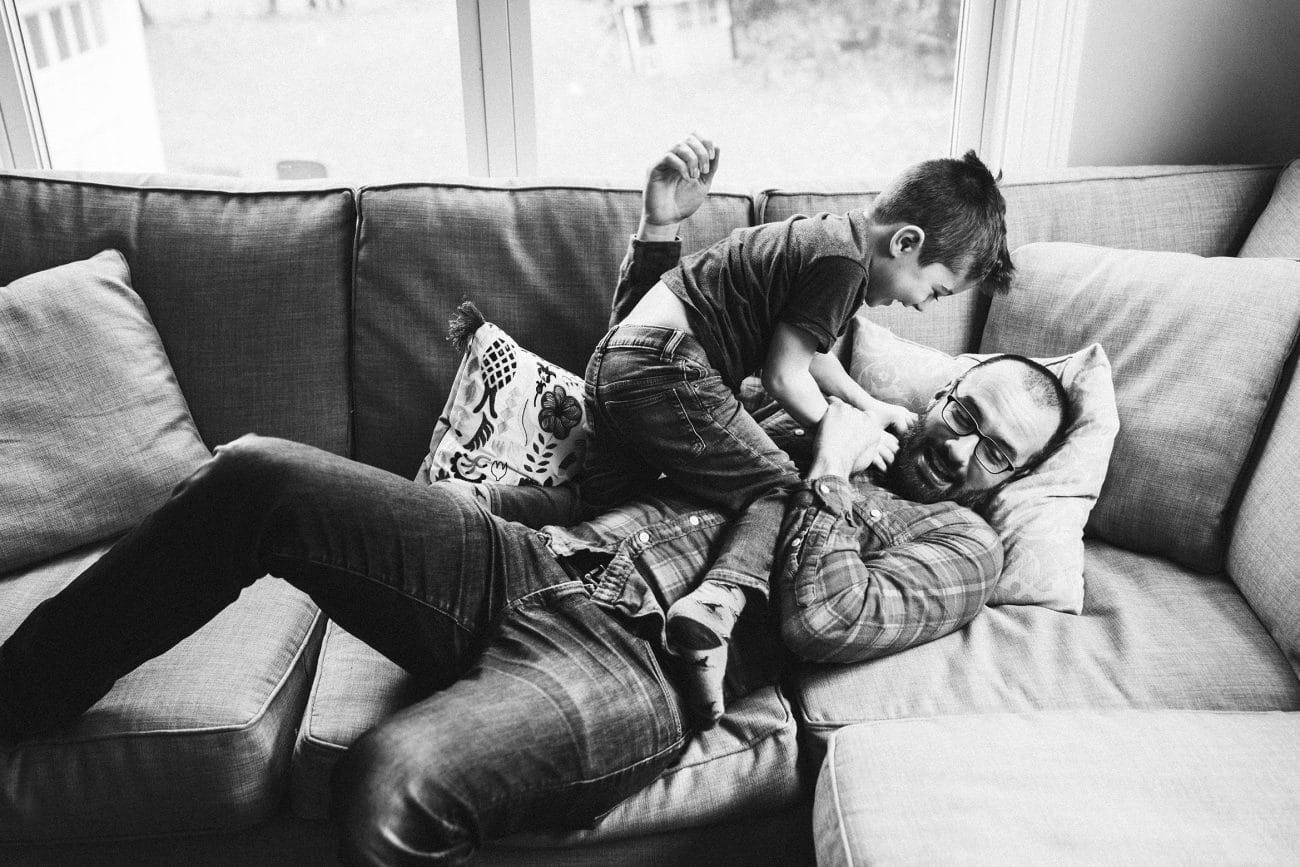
[981,243,1300,573]
[758,164,1279,357]
[1230,364,1300,677]
[351,183,754,476]
[0,251,212,574]
[1239,159,1300,257]
[0,172,356,455]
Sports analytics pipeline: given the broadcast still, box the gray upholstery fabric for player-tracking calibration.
[1231,363,1300,678]
[0,545,325,842]
[983,244,1300,571]
[0,251,211,574]
[756,164,1280,355]
[0,171,355,455]
[1239,159,1300,257]
[350,182,755,476]
[794,539,1300,762]
[815,710,1300,866]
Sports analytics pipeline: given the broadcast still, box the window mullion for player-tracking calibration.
[458,0,535,177]
[0,0,50,170]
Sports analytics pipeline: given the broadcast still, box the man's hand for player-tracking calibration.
[638,133,719,241]
[808,397,889,479]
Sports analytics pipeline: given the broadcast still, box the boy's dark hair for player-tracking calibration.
[871,150,1014,296]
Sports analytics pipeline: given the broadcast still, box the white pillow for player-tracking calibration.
[417,309,590,487]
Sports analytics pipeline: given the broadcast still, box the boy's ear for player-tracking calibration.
[889,225,925,258]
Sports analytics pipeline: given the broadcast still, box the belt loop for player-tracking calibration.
[661,330,684,362]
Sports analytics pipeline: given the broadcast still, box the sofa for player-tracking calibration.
[1,158,1297,865]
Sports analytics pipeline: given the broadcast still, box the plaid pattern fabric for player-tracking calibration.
[539,471,999,677]
[774,475,1001,664]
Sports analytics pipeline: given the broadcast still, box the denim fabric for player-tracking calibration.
[582,325,801,596]
[0,436,688,866]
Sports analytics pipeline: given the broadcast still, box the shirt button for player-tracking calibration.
[688,515,701,526]
[818,481,830,494]
[637,531,651,543]
[790,537,801,548]
[868,508,883,520]
[794,428,805,437]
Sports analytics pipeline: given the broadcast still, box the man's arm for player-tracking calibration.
[775,402,1001,664]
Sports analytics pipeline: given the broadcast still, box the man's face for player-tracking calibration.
[888,364,1060,507]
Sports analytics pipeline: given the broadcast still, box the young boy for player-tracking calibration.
[583,134,1012,723]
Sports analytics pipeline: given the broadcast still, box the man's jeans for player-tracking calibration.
[0,436,689,865]
[583,325,801,596]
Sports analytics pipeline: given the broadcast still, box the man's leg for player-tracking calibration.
[332,581,690,866]
[0,435,550,736]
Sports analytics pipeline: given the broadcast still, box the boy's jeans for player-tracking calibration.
[583,325,802,598]
[0,436,688,866]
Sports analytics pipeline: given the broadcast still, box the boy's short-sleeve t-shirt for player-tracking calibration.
[660,211,871,389]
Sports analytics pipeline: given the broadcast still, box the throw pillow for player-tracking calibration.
[0,250,212,575]
[1239,159,1300,258]
[982,243,1300,574]
[846,313,1119,614]
[417,302,591,487]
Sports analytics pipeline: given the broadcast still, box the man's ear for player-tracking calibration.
[889,225,925,259]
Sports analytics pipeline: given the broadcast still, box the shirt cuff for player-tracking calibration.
[808,475,857,518]
[629,236,682,268]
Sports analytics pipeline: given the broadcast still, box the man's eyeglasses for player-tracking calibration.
[940,390,1020,475]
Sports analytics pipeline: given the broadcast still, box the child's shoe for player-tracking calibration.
[665,579,745,650]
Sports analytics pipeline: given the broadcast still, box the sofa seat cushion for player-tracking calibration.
[792,539,1300,758]
[815,710,1300,866]
[291,621,803,840]
[0,544,324,842]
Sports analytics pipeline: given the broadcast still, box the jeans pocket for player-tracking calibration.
[601,387,708,460]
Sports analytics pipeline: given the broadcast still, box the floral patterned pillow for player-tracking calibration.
[417,304,589,487]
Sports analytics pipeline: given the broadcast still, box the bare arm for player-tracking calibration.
[762,324,828,429]
[810,349,917,435]
[809,351,872,407]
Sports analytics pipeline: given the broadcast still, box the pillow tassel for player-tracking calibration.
[448,300,487,355]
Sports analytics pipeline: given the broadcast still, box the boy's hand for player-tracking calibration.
[851,395,917,437]
[639,133,719,240]
[867,431,900,473]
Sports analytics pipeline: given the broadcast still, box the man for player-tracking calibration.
[0,211,1068,867]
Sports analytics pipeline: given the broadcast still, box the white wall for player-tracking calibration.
[1067,0,1300,166]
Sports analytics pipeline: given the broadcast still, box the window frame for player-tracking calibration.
[0,0,1012,177]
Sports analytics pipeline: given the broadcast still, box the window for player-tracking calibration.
[1,0,1002,180]
[532,0,964,184]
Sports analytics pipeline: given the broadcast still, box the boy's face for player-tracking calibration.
[866,225,972,311]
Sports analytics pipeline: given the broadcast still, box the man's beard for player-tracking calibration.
[885,421,993,511]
